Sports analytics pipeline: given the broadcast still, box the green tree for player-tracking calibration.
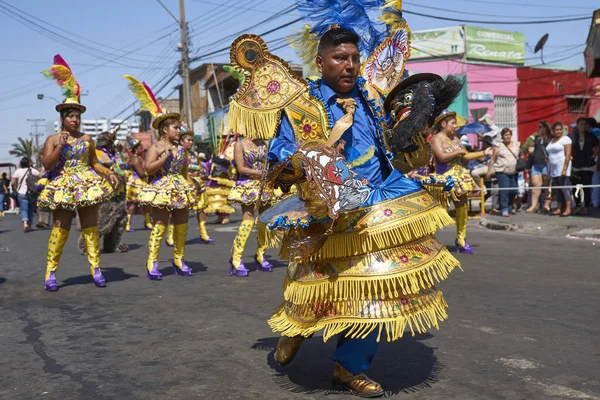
[9,137,35,161]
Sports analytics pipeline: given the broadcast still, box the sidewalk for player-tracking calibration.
[476,207,600,240]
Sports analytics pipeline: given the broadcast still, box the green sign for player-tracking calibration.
[465,26,525,65]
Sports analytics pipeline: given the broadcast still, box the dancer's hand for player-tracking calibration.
[108,173,119,188]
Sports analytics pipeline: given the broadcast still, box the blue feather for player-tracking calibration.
[295,0,389,56]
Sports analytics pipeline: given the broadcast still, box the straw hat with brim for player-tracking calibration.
[434,109,457,128]
[56,98,86,113]
[152,112,181,129]
[384,73,443,112]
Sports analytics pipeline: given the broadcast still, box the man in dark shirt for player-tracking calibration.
[569,117,599,214]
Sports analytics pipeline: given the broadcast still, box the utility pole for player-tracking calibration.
[27,118,45,167]
[179,0,193,129]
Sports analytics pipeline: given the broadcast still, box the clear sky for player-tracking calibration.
[0,0,597,164]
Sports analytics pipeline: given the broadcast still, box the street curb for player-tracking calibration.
[566,229,600,242]
[479,218,521,231]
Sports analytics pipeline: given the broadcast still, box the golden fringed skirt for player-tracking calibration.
[204,185,235,215]
[38,167,115,211]
[258,189,461,342]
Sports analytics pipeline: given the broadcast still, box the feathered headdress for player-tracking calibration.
[179,121,194,138]
[41,54,86,113]
[123,74,180,129]
[127,136,141,150]
[287,0,404,65]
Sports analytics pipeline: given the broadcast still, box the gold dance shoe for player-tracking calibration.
[274,336,304,366]
[332,362,384,398]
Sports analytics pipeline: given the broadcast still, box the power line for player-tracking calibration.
[403,9,590,24]
[188,0,294,15]
[444,0,595,10]
[189,17,303,63]
[403,1,588,20]
[0,0,175,63]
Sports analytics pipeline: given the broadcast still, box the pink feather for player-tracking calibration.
[142,81,161,114]
[53,54,72,71]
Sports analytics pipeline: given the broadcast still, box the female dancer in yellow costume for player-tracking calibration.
[125,137,152,231]
[430,109,490,253]
[228,137,276,276]
[39,55,118,291]
[124,75,197,280]
[180,126,214,244]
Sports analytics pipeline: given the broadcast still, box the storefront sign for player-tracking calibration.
[410,27,465,60]
[469,91,494,102]
[465,27,525,65]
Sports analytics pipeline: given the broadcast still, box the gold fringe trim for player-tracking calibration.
[421,184,450,207]
[279,206,454,260]
[268,291,449,342]
[228,100,281,140]
[282,247,460,305]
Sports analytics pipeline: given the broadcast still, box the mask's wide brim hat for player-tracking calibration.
[56,98,86,113]
[152,113,181,129]
[384,73,442,112]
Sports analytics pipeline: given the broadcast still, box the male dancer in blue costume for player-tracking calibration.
[268,27,427,398]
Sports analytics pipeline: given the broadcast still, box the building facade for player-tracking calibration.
[53,118,139,141]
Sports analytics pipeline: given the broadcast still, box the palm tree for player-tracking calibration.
[9,137,35,161]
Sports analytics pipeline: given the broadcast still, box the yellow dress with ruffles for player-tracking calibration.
[187,151,208,211]
[227,144,278,206]
[38,140,115,211]
[138,147,197,210]
[431,143,477,198]
[125,158,149,204]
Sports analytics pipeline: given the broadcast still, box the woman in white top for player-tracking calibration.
[544,122,572,216]
[487,128,520,217]
[11,157,40,232]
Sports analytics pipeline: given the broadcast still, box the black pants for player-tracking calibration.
[551,176,571,205]
[571,170,594,208]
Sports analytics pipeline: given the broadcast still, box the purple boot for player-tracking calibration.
[173,260,192,276]
[200,237,215,244]
[92,268,106,287]
[229,258,249,277]
[44,271,58,292]
[254,255,273,272]
[455,239,474,254]
[147,261,163,280]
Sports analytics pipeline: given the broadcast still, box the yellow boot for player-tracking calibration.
[165,223,174,247]
[198,219,214,244]
[147,223,166,280]
[144,213,153,229]
[255,226,273,272]
[455,206,473,254]
[45,226,69,291]
[229,220,253,277]
[125,214,133,231]
[82,226,106,287]
[173,223,192,276]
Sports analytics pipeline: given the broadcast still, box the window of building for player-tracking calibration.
[566,96,589,114]
[493,95,517,136]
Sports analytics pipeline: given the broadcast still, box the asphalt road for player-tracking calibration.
[0,213,599,400]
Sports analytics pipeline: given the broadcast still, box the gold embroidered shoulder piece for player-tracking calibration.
[229,35,312,140]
